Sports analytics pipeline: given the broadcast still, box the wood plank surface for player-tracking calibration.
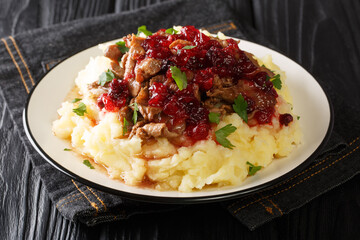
[0,0,359,239]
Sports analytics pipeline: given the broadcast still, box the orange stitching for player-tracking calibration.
[56,192,82,208]
[234,143,360,214]
[256,195,273,215]
[57,196,83,210]
[268,199,283,215]
[349,137,359,146]
[228,136,360,210]
[8,36,35,86]
[215,26,234,33]
[1,38,29,93]
[72,179,98,214]
[204,22,230,30]
[87,187,107,211]
[229,22,237,30]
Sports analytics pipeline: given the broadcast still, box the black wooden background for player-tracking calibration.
[1,0,360,239]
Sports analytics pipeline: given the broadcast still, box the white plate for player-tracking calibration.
[23,38,333,203]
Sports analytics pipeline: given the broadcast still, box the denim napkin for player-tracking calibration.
[0,0,359,230]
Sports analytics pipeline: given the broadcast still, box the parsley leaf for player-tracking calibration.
[246,161,262,176]
[137,25,152,37]
[122,118,129,136]
[83,160,95,169]
[209,112,220,124]
[63,148,72,151]
[182,45,196,50]
[165,28,178,34]
[271,74,282,90]
[129,102,138,124]
[71,98,82,103]
[98,69,115,86]
[177,45,196,54]
[115,41,129,53]
[297,116,300,120]
[72,102,87,116]
[215,124,237,149]
[170,66,187,90]
[233,94,248,123]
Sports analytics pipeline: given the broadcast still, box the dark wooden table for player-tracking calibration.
[1,0,359,239]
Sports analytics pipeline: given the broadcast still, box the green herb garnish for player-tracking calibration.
[122,118,129,136]
[129,102,138,124]
[137,25,152,37]
[233,94,248,123]
[177,45,196,54]
[63,148,72,151]
[115,41,129,53]
[270,74,282,90]
[209,112,220,124]
[71,98,82,103]
[83,160,95,169]
[165,28,178,34]
[182,45,196,50]
[297,116,300,120]
[215,124,237,149]
[98,69,115,86]
[72,102,87,116]
[170,66,187,90]
[246,161,262,176]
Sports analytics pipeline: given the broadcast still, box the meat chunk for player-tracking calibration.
[126,34,145,59]
[134,85,162,121]
[122,52,140,97]
[135,123,179,139]
[110,61,124,79]
[129,120,146,138]
[150,75,166,85]
[207,79,277,110]
[135,58,162,82]
[137,105,162,122]
[244,51,275,78]
[104,45,123,62]
[204,98,233,115]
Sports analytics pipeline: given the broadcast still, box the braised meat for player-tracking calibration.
[95,26,292,146]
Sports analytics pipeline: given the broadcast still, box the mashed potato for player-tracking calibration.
[53,33,301,192]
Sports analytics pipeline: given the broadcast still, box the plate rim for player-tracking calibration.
[23,38,334,204]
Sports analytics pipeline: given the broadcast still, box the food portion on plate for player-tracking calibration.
[52,25,301,192]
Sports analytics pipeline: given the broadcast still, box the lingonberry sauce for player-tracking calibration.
[97,79,129,112]
[101,26,291,144]
[279,113,293,126]
[143,26,286,141]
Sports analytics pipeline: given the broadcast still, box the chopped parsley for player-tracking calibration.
[215,124,237,149]
[63,148,72,151]
[208,112,220,124]
[137,25,152,37]
[270,74,282,90]
[246,161,262,176]
[297,116,300,120]
[83,160,95,169]
[115,41,129,53]
[122,118,129,136]
[98,69,115,86]
[165,27,178,34]
[182,45,196,50]
[170,66,187,90]
[71,98,82,103]
[177,45,196,54]
[129,102,139,124]
[72,102,87,116]
[233,94,248,123]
